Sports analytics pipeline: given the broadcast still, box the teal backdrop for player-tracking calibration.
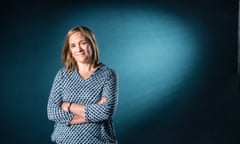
[1,0,239,143]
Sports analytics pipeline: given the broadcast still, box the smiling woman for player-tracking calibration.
[47,26,119,144]
[61,26,100,72]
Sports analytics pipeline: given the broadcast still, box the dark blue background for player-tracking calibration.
[1,0,239,143]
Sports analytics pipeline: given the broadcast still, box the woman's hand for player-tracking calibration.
[98,97,107,104]
[70,115,87,125]
[61,102,71,112]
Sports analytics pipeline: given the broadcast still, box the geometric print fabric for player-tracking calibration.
[47,64,119,144]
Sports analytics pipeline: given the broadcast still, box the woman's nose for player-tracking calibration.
[77,44,81,48]
[76,44,82,50]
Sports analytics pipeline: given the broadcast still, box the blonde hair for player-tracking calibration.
[62,26,100,71]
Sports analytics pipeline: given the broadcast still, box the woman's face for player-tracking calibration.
[69,32,92,64]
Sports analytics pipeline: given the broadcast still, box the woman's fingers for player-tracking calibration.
[98,97,107,104]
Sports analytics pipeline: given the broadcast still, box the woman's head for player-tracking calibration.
[62,26,100,71]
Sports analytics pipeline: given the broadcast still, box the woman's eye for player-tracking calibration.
[70,44,76,48]
[81,42,87,45]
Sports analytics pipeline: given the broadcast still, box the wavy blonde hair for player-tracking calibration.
[62,26,100,71]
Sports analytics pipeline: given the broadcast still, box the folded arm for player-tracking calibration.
[61,97,107,124]
[85,70,118,122]
[62,70,119,125]
[47,70,73,125]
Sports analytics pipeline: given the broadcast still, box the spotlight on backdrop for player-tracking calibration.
[51,4,202,135]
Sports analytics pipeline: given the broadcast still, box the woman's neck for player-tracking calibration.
[77,62,94,73]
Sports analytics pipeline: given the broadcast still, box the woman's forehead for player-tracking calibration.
[69,32,86,42]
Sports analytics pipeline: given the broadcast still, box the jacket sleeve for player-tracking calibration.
[47,69,73,125]
[85,69,119,122]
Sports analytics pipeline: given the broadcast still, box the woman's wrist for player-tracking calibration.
[67,102,72,112]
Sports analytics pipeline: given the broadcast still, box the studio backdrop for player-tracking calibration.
[1,0,238,144]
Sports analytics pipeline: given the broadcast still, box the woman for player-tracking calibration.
[47,26,119,144]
